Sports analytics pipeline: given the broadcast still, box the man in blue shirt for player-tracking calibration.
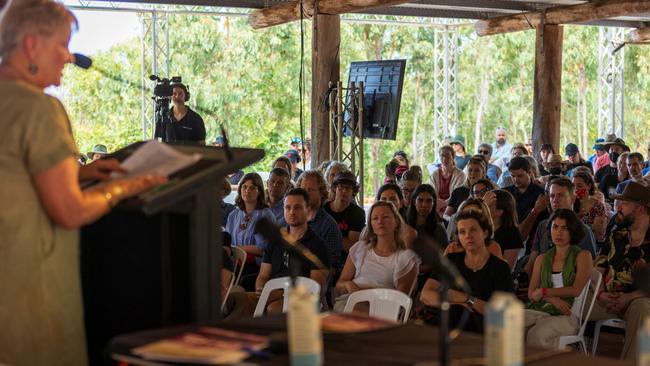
[616,152,646,194]
[477,143,502,183]
[267,167,292,225]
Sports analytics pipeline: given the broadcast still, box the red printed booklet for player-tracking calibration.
[132,327,269,364]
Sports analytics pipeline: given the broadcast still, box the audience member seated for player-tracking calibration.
[273,156,294,179]
[334,201,420,312]
[600,151,630,203]
[254,188,331,314]
[591,138,611,174]
[220,179,236,227]
[524,209,593,349]
[477,143,502,183]
[470,178,496,200]
[483,189,524,269]
[323,161,347,201]
[445,156,487,220]
[431,145,466,216]
[225,173,276,290]
[497,142,529,187]
[572,171,608,243]
[616,152,646,194]
[376,184,418,247]
[504,156,545,223]
[419,210,514,333]
[524,178,596,276]
[590,182,650,361]
[538,143,556,176]
[324,171,366,254]
[594,136,628,184]
[539,154,566,185]
[490,126,513,170]
[450,135,472,170]
[384,158,401,185]
[297,171,343,272]
[444,199,503,259]
[564,143,592,176]
[266,167,292,225]
[399,168,421,209]
[406,184,448,247]
[393,150,410,167]
[284,149,304,181]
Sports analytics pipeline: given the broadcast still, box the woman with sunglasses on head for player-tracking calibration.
[444,156,487,220]
[0,1,166,364]
[225,173,276,285]
[483,189,524,270]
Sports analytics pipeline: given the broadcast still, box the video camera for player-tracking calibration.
[149,75,183,98]
[151,75,184,142]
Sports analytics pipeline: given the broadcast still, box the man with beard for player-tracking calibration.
[254,188,331,313]
[590,182,650,362]
[491,126,513,170]
[324,171,366,253]
[267,168,292,225]
[615,152,645,194]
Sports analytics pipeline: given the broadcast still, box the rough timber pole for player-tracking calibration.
[311,13,340,168]
[532,24,563,161]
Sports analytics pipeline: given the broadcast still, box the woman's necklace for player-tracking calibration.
[465,251,489,272]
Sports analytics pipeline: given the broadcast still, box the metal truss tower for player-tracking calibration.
[432,18,459,155]
[329,81,365,201]
[140,9,170,139]
[597,27,625,138]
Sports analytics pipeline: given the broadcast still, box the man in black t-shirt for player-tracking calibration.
[324,171,366,252]
[255,188,330,295]
[155,83,206,144]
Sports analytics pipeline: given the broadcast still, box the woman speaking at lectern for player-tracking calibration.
[0,1,165,365]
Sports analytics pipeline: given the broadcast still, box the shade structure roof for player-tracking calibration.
[90,0,650,28]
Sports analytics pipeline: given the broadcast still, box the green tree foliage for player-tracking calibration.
[61,16,650,202]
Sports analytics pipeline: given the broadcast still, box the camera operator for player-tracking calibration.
[169,83,206,144]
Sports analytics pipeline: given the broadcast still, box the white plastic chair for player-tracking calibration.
[557,269,602,353]
[591,318,626,356]
[220,246,247,311]
[343,288,413,323]
[253,276,321,317]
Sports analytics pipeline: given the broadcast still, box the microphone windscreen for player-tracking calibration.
[72,53,92,69]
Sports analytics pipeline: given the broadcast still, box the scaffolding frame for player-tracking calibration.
[597,27,625,138]
[329,81,364,201]
[432,19,459,156]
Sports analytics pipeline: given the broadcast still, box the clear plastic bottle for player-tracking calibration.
[287,283,323,366]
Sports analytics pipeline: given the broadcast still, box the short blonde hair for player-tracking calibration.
[0,0,78,58]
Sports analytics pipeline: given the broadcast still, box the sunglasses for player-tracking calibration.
[472,188,489,197]
[479,150,490,155]
[239,213,252,230]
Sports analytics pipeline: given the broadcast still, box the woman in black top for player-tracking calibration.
[406,184,448,247]
[483,189,525,270]
[419,210,514,333]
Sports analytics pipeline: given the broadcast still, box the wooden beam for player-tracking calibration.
[249,0,412,29]
[475,0,650,37]
[532,25,563,162]
[311,14,340,168]
[628,27,650,42]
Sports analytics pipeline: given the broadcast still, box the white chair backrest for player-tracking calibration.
[231,246,247,286]
[253,276,321,317]
[343,288,412,323]
[572,269,602,331]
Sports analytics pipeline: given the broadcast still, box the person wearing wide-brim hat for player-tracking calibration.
[591,181,650,362]
[86,144,107,161]
[595,136,630,184]
[449,135,472,170]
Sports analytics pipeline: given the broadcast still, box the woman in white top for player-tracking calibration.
[334,200,419,312]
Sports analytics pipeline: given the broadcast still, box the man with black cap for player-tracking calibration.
[324,171,366,253]
[590,181,650,361]
[564,143,592,176]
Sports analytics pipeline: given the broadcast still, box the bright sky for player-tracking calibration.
[68,10,140,56]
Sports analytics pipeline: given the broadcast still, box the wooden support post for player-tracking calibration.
[311,14,340,169]
[628,27,650,42]
[532,25,563,161]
